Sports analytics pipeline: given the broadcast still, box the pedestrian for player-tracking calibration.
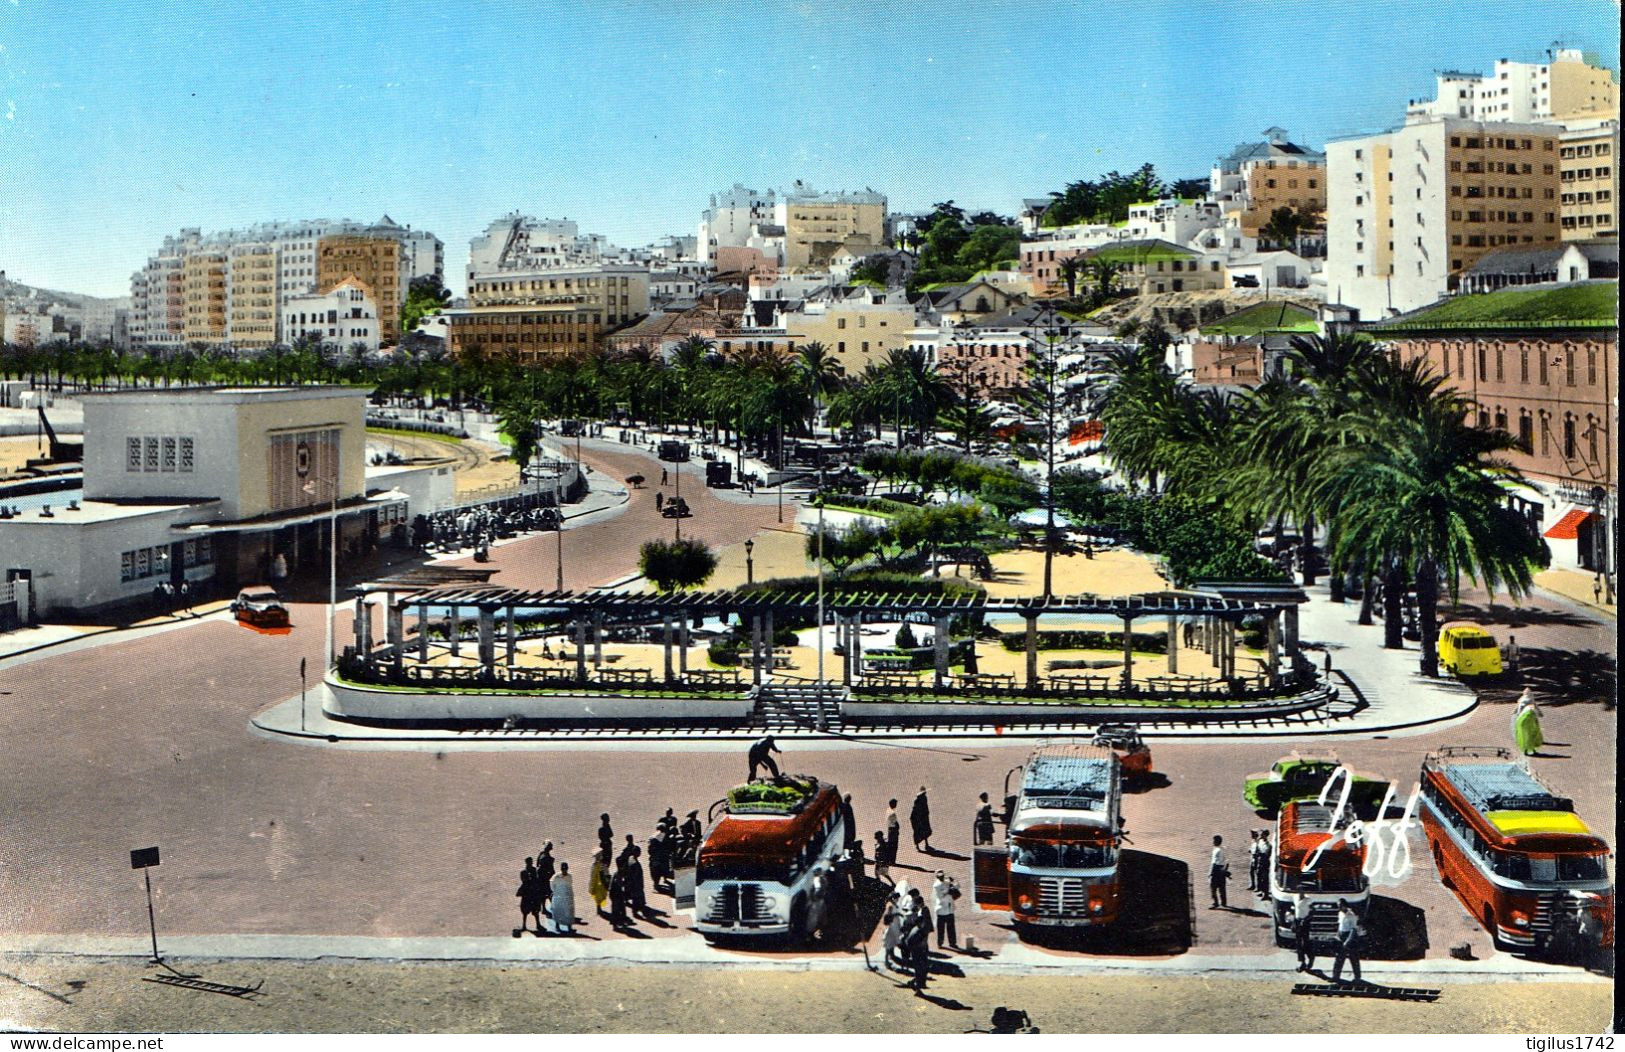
[1182,621,1195,648]
[885,799,901,856]
[647,826,671,891]
[881,890,903,969]
[906,890,932,993]
[517,857,542,935]
[1506,633,1520,672]
[1331,898,1362,984]
[1245,830,1261,891]
[973,792,995,846]
[550,862,576,935]
[536,841,556,914]
[608,863,629,927]
[1292,890,1316,972]
[661,467,669,486]
[910,786,933,852]
[873,827,894,884]
[623,843,648,918]
[659,807,678,839]
[589,847,611,915]
[747,734,782,782]
[931,870,958,949]
[1255,830,1272,900]
[1594,573,1604,604]
[598,813,615,857]
[655,491,664,513]
[1209,834,1229,909]
[1513,687,1544,757]
[678,809,702,865]
[840,793,857,849]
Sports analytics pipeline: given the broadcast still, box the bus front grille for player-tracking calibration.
[1038,877,1088,916]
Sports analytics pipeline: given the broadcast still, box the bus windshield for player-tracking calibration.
[697,855,790,884]
[1277,861,1366,894]
[1011,837,1115,870]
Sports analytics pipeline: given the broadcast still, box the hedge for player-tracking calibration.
[997,629,1168,655]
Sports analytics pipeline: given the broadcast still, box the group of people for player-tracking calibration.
[412,502,561,558]
[516,805,705,937]
[1288,892,1365,984]
[870,787,934,884]
[879,871,961,993]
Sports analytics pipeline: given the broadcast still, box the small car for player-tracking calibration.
[1242,753,1390,817]
[1092,724,1153,782]
[1438,621,1504,677]
[231,586,290,629]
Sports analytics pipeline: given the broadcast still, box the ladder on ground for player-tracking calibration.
[752,683,847,730]
[1290,982,1439,1002]
[143,975,264,998]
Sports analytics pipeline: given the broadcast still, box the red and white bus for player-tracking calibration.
[1420,746,1614,955]
[1269,800,1369,946]
[974,741,1123,928]
[693,775,845,940]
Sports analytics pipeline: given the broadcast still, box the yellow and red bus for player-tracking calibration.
[1420,747,1613,955]
[693,775,845,940]
[974,741,1123,929]
[1269,800,1370,946]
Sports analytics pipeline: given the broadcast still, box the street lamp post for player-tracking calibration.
[744,538,754,585]
[302,474,340,673]
[554,457,565,593]
[815,498,827,731]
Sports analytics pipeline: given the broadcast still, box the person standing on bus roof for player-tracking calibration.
[1332,898,1362,984]
[911,787,933,853]
[974,792,996,846]
[748,734,782,782]
[1209,835,1229,909]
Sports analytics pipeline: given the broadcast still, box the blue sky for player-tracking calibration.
[1,0,1617,297]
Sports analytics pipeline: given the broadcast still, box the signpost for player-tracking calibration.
[299,657,307,733]
[129,846,162,963]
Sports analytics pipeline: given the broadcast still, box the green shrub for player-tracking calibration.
[707,640,742,666]
[998,629,1168,654]
[895,621,918,648]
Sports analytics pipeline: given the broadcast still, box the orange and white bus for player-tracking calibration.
[974,742,1123,929]
[693,775,845,940]
[1420,747,1614,954]
[1269,800,1369,946]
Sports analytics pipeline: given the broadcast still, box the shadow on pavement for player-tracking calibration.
[1363,894,1429,960]
[1008,850,1192,956]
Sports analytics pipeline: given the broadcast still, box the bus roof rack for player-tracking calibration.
[723,775,823,815]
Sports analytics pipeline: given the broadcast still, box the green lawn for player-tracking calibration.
[1200,302,1318,336]
[1088,242,1194,264]
[366,426,467,446]
[1378,282,1618,330]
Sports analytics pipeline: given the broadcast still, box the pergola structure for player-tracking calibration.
[345,574,1312,696]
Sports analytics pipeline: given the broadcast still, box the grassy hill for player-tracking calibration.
[1200,301,1317,336]
[1377,282,1617,330]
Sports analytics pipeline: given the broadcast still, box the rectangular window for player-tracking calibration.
[1564,417,1576,459]
[1539,354,1548,384]
[1495,348,1503,381]
[1520,348,1529,382]
[1518,415,1533,452]
[161,437,176,472]
[1566,353,1575,386]
[144,437,159,472]
[121,551,136,582]
[1586,349,1595,385]
[127,437,142,472]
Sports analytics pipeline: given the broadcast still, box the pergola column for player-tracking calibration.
[417,602,430,662]
[750,614,763,686]
[851,612,864,684]
[845,614,858,686]
[574,620,587,681]
[764,610,775,680]
[505,607,517,667]
[1166,613,1178,675]
[678,613,690,677]
[662,614,674,682]
[353,594,368,657]
[1024,613,1039,690]
[592,613,604,669]
[387,601,404,672]
[933,615,952,689]
[477,607,495,676]
[1284,605,1300,664]
[1266,611,1281,688]
[1224,619,1237,681]
[1121,615,1135,692]
[448,605,461,658]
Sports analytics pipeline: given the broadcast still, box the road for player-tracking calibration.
[0,438,1614,1034]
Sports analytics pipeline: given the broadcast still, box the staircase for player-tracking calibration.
[752,682,847,730]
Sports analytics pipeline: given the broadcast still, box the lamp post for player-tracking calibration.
[815,498,827,731]
[554,457,565,593]
[301,474,339,673]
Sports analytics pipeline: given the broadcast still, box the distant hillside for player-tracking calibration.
[0,272,128,310]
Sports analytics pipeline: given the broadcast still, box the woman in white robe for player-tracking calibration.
[550,862,577,935]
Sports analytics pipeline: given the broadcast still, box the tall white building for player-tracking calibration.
[466,215,611,287]
[1405,48,1618,125]
[698,184,779,264]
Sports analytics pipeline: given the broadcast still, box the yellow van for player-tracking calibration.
[1438,622,1503,677]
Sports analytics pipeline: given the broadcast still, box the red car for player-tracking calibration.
[231,586,290,630]
[1091,725,1153,782]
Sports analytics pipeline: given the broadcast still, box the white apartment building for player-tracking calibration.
[281,280,382,353]
[1325,118,1562,319]
[1405,48,1618,125]
[465,214,612,286]
[698,184,779,264]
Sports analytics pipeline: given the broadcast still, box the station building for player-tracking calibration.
[0,386,448,620]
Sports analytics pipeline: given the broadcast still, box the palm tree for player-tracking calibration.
[1056,256,1084,300]
[876,347,951,448]
[794,341,844,437]
[1313,378,1549,676]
